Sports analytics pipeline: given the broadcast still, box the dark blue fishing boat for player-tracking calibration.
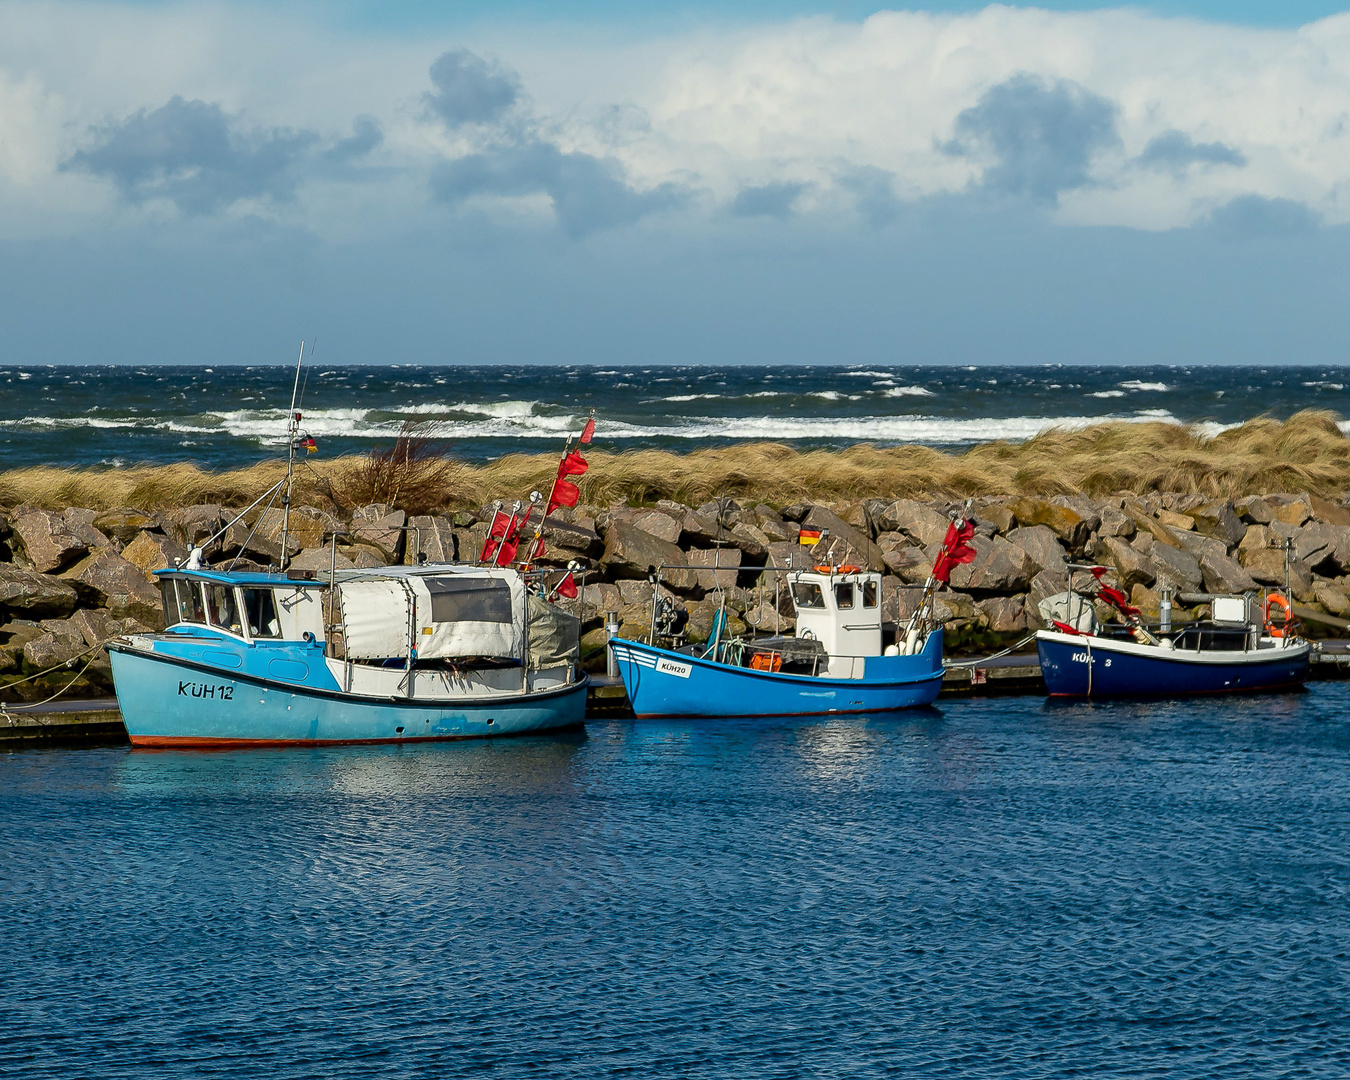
[1036,570,1310,697]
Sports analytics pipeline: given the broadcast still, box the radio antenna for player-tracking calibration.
[280,340,305,568]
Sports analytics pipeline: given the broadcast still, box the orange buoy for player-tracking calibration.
[814,564,862,573]
[1264,593,1292,638]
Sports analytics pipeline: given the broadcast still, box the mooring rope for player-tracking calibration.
[0,636,119,721]
[943,632,1039,669]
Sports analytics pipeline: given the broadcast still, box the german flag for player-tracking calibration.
[798,528,822,546]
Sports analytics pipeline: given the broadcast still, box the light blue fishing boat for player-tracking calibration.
[612,567,944,718]
[109,564,587,747]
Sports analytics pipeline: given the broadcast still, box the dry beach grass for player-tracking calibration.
[2,410,1348,512]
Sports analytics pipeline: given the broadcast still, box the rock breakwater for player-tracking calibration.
[2,489,1347,702]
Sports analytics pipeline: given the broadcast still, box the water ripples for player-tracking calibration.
[6,691,1350,1076]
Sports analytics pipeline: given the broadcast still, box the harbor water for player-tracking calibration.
[5,687,1350,1078]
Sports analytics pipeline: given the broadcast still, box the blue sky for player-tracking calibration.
[2,0,1349,365]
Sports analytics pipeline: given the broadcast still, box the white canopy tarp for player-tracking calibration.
[339,571,525,661]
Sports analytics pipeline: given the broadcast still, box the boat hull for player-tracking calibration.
[1036,630,1310,698]
[611,632,944,719]
[109,644,588,747]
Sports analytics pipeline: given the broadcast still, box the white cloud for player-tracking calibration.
[3,2,1350,238]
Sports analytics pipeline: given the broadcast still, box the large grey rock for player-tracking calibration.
[255,506,342,551]
[1234,496,1273,525]
[1293,522,1350,575]
[167,503,223,545]
[407,515,456,563]
[755,516,799,544]
[1102,536,1156,591]
[1050,495,1102,534]
[1243,547,1314,598]
[873,499,950,547]
[1097,505,1136,539]
[62,551,165,627]
[688,547,741,590]
[1151,543,1203,590]
[1024,568,1071,628]
[1006,525,1067,576]
[1191,501,1246,548]
[539,519,603,560]
[631,509,683,545]
[679,509,724,547]
[1311,494,1350,527]
[0,565,78,618]
[10,508,92,573]
[579,582,622,618]
[1200,550,1258,594]
[879,537,931,584]
[1314,580,1350,618]
[351,505,407,560]
[799,506,883,572]
[289,548,356,572]
[23,619,88,671]
[970,498,1016,536]
[1008,497,1093,550]
[765,541,815,572]
[1268,496,1313,527]
[725,522,770,562]
[93,508,157,545]
[68,608,152,647]
[600,520,695,590]
[121,532,188,578]
[1162,526,1228,563]
[975,596,1026,633]
[947,535,1034,595]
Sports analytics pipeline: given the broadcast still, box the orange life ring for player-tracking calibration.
[814,564,862,573]
[1264,593,1292,637]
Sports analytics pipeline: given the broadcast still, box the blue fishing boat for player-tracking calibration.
[1036,572,1310,697]
[612,566,944,718]
[109,564,587,747]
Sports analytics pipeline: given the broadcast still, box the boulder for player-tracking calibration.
[1293,522,1350,575]
[971,498,1016,536]
[1005,525,1068,576]
[289,548,356,572]
[679,509,724,547]
[93,508,158,545]
[947,535,1034,595]
[879,538,931,585]
[67,609,152,648]
[407,515,456,563]
[600,520,696,591]
[1242,548,1314,599]
[974,596,1026,633]
[1129,584,1164,621]
[579,582,623,619]
[0,622,45,677]
[873,499,950,548]
[799,506,883,572]
[1008,497,1092,551]
[23,619,88,671]
[756,517,799,544]
[351,505,407,560]
[1314,580,1350,618]
[1269,496,1312,527]
[725,522,771,562]
[1155,508,1196,531]
[631,509,683,545]
[168,504,224,545]
[1051,495,1102,534]
[1200,550,1258,594]
[1234,496,1273,525]
[62,551,165,627]
[1310,494,1350,527]
[932,589,977,624]
[454,524,490,565]
[1097,505,1136,539]
[9,508,92,573]
[1023,568,1070,628]
[1150,543,1203,590]
[1162,527,1229,563]
[688,547,741,591]
[1102,536,1157,591]
[0,565,78,619]
[765,541,815,573]
[743,599,792,633]
[255,506,342,551]
[688,598,751,642]
[1190,501,1246,548]
[121,532,189,578]
[539,519,603,561]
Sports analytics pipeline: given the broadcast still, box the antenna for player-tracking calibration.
[280,341,305,568]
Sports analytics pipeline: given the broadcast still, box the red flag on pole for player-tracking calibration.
[547,450,588,514]
[480,509,513,563]
[931,519,977,584]
[579,416,595,444]
[555,571,578,599]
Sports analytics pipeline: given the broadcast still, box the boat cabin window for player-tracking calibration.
[164,579,206,625]
[835,582,855,609]
[241,588,281,638]
[792,582,825,609]
[861,580,878,608]
[207,584,243,634]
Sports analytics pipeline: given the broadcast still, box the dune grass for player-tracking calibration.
[2,411,1348,514]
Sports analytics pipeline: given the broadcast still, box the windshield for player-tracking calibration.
[792,582,825,609]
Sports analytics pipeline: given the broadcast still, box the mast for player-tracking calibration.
[279,341,305,570]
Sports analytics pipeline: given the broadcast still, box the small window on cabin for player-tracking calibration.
[861,581,878,608]
[161,580,178,625]
[207,585,242,634]
[792,582,825,609]
[835,582,855,609]
[241,588,281,638]
[176,580,206,624]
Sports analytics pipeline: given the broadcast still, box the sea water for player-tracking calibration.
[1,363,1346,469]
[5,686,1350,1078]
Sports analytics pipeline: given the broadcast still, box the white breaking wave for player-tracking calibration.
[1304,381,1345,390]
[1119,380,1171,392]
[882,386,936,398]
[1087,390,1126,398]
[810,391,862,401]
[652,393,724,402]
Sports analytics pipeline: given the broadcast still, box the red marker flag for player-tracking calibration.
[480,509,513,563]
[931,519,977,585]
[547,450,588,514]
[579,417,595,444]
[555,571,578,599]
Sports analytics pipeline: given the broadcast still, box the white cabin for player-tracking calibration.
[787,569,882,676]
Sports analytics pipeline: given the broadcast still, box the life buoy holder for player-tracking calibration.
[1264,593,1292,638]
[814,564,862,573]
